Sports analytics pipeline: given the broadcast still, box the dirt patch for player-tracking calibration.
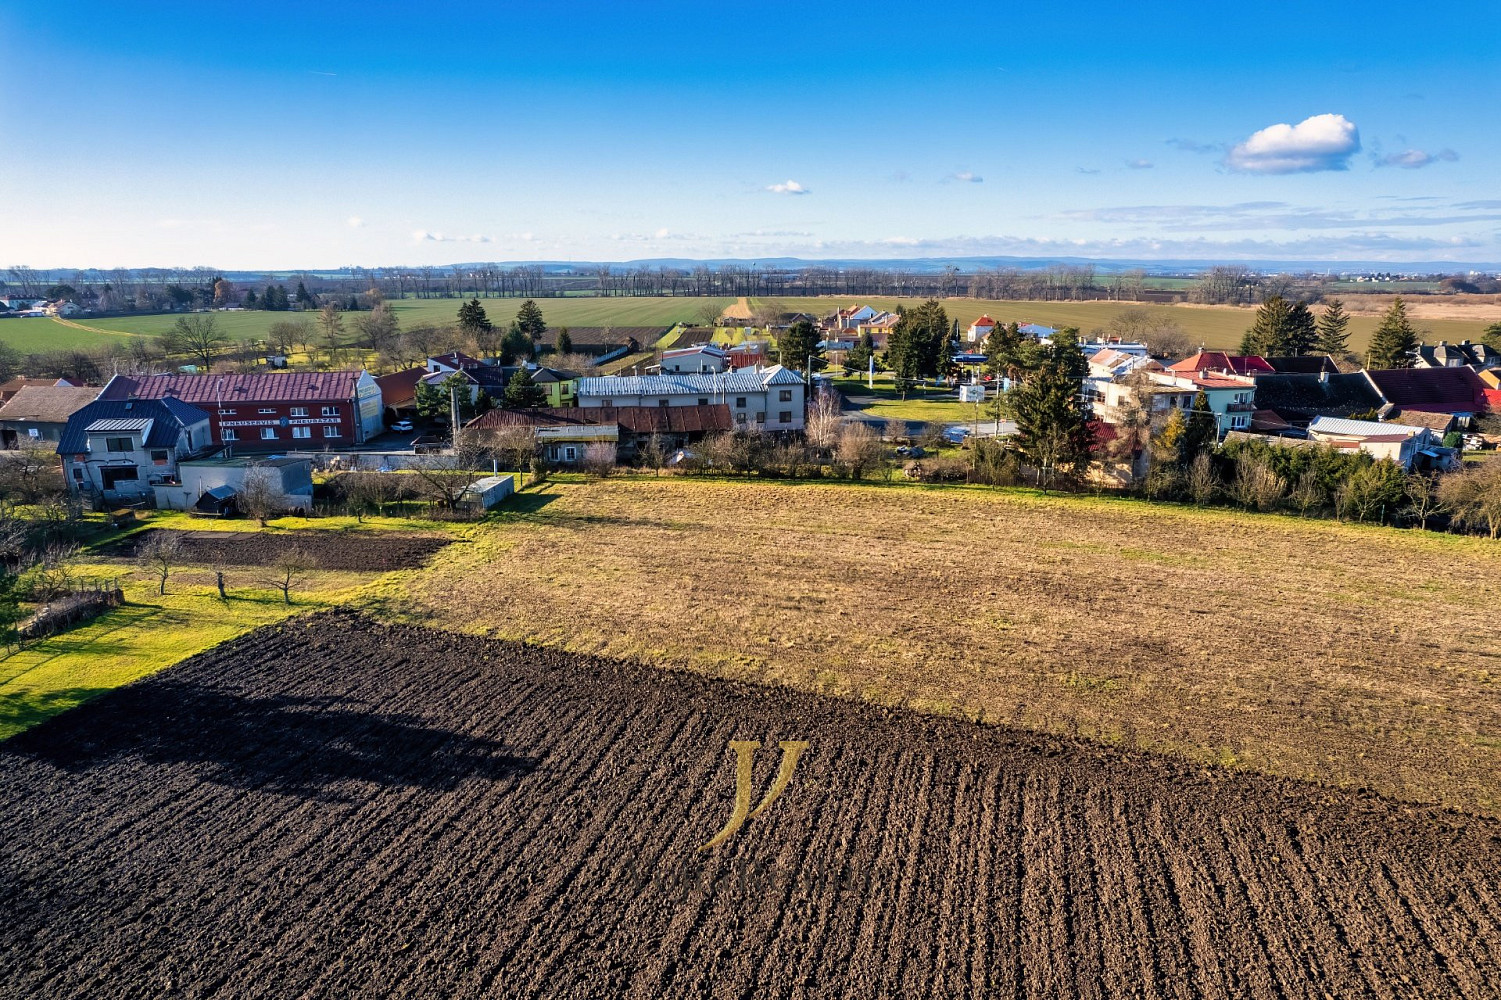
[104,528,453,571]
[1,610,1497,998]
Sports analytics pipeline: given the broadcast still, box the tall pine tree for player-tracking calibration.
[503,367,546,408]
[1011,350,1093,489]
[1240,295,1293,356]
[457,299,493,338]
[777,319,825,373]
[1316,299,1350,357]
[1285,300,1318,356]
[1368,297,1417,369]
[514,300,547,342]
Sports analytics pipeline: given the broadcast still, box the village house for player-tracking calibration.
[1365,366,1491,423]
[153,455,315,516]
[660,344,729,374]
[0,385,101,448]
[1413,340,1500,369]
[575,366,807,430]
[1087,348,1162,381]
[965,314,996,344]
[1092,369,1255,436]
[0,376,81,403]
[466,404,734,464]
[1167,351,1276,378]
[1252,371,1384,431]
[1305,416,1453,472]
[57,397,215,504]
[531,367,579,407]
[99,371,384,450]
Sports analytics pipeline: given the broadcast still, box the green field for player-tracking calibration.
[8,293,1495,364]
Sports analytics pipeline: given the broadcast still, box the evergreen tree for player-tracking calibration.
[1010,352,1093,489]
[555,328,573,355]
[1368,297,1417,369]
[1481,321,1501,352]
[1316,299,1351,357]
[885,323,921,397]
[457,298,492,338]
[499,325,534,364]
[294,282,314,309]
[1048,327,1088,380]
[244,288,258,309]
[1241,295,1293,356]
[777,319,825,373]
[845,331,875,373]
[1182,390,1218,456]
[1285,300,1318,356]
[503,367,546,408]
[514,300,547,342]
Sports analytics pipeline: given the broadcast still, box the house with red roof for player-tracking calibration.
[966,315,996,344]
[1364,367,1489,419]
[99,371,384,451]
[1166,351,1276,377]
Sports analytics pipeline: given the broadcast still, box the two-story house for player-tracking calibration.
[575,366,807,430]
[57,398,214,503]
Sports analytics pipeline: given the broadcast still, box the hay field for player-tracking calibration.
[380,477,1501,816]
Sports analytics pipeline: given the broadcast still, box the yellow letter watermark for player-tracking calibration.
[699,740,808,851]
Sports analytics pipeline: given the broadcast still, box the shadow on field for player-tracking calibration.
[0,681,537,800]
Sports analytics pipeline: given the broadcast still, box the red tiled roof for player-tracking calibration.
[1367,367,1488,413]
[1168,351,1273,376]
[101,371,365,403]
[971,315,995,327]
[375,367,426,407]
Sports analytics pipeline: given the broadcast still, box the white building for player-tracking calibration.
[1306,416,1439,471]
[966,314,997,343]
[576,366,808,430]
[660,344,729,374]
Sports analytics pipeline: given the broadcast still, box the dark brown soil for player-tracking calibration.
[102,528,453,571]
[2,611,1498,999]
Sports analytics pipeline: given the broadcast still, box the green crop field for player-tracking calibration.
[0,318,142,353]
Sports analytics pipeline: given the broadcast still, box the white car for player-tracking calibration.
[390,419,414,433]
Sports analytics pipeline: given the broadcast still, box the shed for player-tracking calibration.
[194,484,238,516]
[458,475,514,512]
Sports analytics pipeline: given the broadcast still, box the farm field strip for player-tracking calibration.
[1,611,1498,998]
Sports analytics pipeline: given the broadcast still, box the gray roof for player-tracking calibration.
[58,398,211,455]
[84,417,153,433]
[578,366,802,398]
[1308,416,1423,438]
[0,385,100,424]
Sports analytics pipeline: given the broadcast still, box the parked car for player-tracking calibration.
[390,419,414,433]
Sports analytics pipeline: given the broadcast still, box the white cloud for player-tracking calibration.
[947,171,983,183]
[1375,148,1459,169]
[347,216,364,228]
[654,227,670,239]
[411,230,493,243]
[1126,159,1154,170]
[1225,113,1361,174]
[766,179,809,195]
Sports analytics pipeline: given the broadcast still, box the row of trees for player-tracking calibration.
[1236,295,1421,367]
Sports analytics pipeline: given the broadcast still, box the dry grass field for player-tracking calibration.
[376,477,1501,817]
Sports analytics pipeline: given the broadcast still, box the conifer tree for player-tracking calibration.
[1285,300,1318,356]
[1316,299,1351,357]
[1240,295,1293,356]
[503,366,546,408]
[1011,350,1093,488]
[514,299,547,342]
[1368,297,1417,369]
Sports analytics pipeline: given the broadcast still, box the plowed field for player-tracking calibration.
[104,528,453,570]
[2,611,1497,999]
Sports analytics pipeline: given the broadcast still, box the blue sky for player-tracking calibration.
[2,0,1497,269]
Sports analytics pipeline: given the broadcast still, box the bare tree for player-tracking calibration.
[236,465,281,526]
[412,437,487,508]
[160,314,226,371]
[835,422,884,480]
[271,546,319,604]
[137,532,184,595]
[1402,472,1448,529]
[1440,458,1501,538]
[697,300,724,328]
[1186,452,1219,505]
[638,433,667,476]
[582,441,616,477]
[1231,455,1286,511]
[805,392,843,455]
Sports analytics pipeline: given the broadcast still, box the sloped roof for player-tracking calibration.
[1264,355,1339,375]
[0,385,100,424]
[375,367,425,407]
[1367,366,1488,412]
[1252,372,1383,424]
[1386,410,1456,433]
[467,404,733,435]
[1168,351,1274,376]
[578,366,801,398]
[1308,416,1424,439]
[101,371,366,404]
[0,376,78,400]
[58,398,211,454]
[971,315,996,327]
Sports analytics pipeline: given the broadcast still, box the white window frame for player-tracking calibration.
[290,406,308,417]
[321,406,339,417]
[260,427,278,440]
[323,426,341,438]
[292,426,312,439]
[223,428,238,441]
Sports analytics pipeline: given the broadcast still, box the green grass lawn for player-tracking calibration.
[834,374,982,423]
[0,317,142,353]
[0,565,368,740]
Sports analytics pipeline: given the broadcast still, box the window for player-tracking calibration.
[658,399,669,407]
[258,408,276,415]
[563,446,577,462]
[222,428,238,442]
[779,410,792,424]
[323,426,341,438]
[150,450,169,462]
[735,413,747,424]
[26,427,38,438]
[697,397,709,406]
[601,398,613,407]
[321,406,339,417]
[292,426,311,439]
[100,467,139,489]
[290,406,308,417]
[778,389,793,402]
[734,397,747,408]
[105,437,132,453]
[755,412,766,423]
[261,428,278,440]
[71,466,83,482]
[218,408,236,416]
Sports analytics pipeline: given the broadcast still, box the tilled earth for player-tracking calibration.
[103,529,453,571]
[1,611,1498,999]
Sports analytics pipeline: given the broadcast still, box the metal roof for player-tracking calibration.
[58,398,211,455]
[1308,416,1423,438]
[84,417,153,433]
[578,367,801,397]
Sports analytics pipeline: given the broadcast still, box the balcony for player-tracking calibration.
[1226,402,1256,413]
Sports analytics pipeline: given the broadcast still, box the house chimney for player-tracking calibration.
[1319,371,1329,384]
